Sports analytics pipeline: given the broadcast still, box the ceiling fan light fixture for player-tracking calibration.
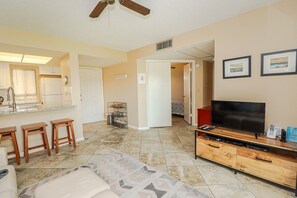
[107,0,115,5]
[89,0,150,19]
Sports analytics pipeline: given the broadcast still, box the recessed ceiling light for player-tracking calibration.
[22,55,53,64]
[0,52,23,63]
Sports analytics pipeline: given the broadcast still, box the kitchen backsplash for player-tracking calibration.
[0,89,7,103]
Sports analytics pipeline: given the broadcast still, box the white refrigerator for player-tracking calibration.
[40,78,63,107]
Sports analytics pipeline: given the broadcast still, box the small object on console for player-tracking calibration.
[280,129,287,142]
[246,144,269,152]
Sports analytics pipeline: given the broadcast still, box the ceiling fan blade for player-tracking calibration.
[89,1,108,18]
[119,0,150,16]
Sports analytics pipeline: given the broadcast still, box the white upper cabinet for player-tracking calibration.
[0,63,11,89]
[39,66,61,75]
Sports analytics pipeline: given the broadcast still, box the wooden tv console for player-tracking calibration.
[195,127,297,196]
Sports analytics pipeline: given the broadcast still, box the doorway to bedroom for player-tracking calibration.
[171,62,192,125]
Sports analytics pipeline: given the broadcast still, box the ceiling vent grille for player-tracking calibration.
[156,39,172,51]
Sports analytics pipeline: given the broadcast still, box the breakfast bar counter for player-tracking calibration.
[0,105,76,116]
[0,104,83,159]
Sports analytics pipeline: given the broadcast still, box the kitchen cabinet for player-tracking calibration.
[39,66,61,75]
[0,63,11,89]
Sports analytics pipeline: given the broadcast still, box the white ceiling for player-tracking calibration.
[0,0,280,52]
[147,40,214,62]
[0,43,121,67]
[0,43,66,66]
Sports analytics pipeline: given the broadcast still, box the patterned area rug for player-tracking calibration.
[19,151,210,198]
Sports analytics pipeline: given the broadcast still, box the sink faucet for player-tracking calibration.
[7,87,16,111]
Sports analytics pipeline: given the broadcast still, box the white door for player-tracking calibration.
[79,68,104,124]
[147,61,172,127]
[184,63,191,124]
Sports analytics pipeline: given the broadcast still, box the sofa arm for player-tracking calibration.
[0,147,8,167]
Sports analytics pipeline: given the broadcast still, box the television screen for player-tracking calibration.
[211,100,265,134]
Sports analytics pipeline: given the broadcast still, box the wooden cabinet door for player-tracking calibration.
[196,137,237,168]
[237,148,297,189]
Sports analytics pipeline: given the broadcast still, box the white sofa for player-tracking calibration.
[0,147,17,198]
[34,168,119,198]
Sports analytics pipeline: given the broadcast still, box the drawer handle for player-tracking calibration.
[255,156,272,163]
[208,144,220,149]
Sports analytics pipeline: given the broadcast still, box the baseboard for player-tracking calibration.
[138,127,150,130]
[128,125,150,130]
[76,137,85,142]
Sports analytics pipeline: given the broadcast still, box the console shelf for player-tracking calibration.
[195,127,297,196]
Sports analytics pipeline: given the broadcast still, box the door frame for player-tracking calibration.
[79,66,105,124]
[146,60,196,126]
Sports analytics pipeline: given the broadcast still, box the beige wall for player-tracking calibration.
[213,0,297,129]
[0,28,127,150]
[103,0,297,130]
[102,59,138,127]
[171,63,185,101]
[195,61,213,110]
[203,61,213,107]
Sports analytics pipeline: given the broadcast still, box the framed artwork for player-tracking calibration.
[223,56,251,79]
[261,49,297,76]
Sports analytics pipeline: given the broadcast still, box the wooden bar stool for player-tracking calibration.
[0,126,21,165]
[22,122,51,163]
[51,118,76,154]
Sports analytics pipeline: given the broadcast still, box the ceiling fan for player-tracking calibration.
[89,0,150,18]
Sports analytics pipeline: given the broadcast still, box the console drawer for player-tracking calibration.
[196,137,237,168]
[237,148,297,189]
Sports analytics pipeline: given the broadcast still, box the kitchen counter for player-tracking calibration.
[0,104,76,116]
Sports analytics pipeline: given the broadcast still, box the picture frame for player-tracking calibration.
[223,56,251,79]
[261,49,297,76]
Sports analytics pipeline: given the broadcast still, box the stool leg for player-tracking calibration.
[41,128,47,150]
[24,130,29,163]
[51,125,55,150]
[66,124,71,145]
[69,122,76,149]
[54,126,59,154]
[42,126,51,156]
[11,132,21,165]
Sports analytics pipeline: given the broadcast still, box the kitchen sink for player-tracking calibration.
[0,106,14,112]
[0,102,42,113]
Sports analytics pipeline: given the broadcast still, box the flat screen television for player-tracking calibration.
[211,100,265,134]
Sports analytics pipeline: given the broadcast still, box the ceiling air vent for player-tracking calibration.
[156,39,172,51]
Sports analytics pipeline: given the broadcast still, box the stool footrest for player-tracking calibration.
[28,144,47,150]
[58,137,70,141]
[27,130,46,135]
[29,149,50,156]
[7,151,15,155]
[54,140,73,145]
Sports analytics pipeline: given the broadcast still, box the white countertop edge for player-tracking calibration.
[0,105,77,116]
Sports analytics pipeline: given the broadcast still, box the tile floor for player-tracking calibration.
[9,116,296,198]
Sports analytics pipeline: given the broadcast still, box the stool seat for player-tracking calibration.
[22,122,48,131]
[51,118,76,154]
[0,126,17,134]
[22,122,51,163]
[0,126,20,165]
[50,118,73,125]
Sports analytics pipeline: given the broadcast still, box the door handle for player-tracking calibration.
[208,144,220,149]
[255,156,272,163]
